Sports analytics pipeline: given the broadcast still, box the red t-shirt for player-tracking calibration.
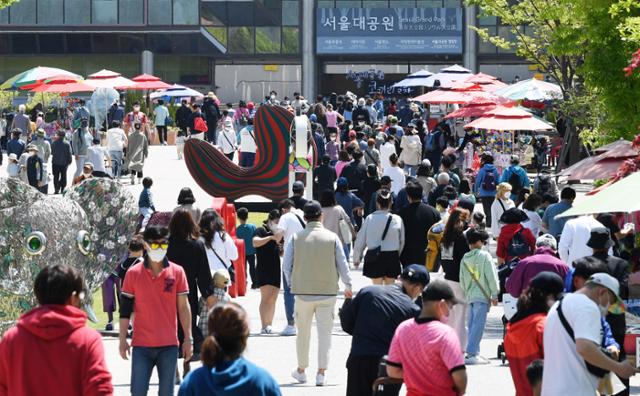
[387,317,465,396]
[122,260,189,347]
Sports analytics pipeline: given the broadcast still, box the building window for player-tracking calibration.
[10,0,37,25]
[65,0,91,24]
[200,1,227,25]
[256,26,280,53]
[38,0,64,25]
[118,0,144,24]
[363,1,389,7]
[39,33,65,53]
[228,26,254,53]
[282,26,298,53]
[173,0,198,25]
[255,1,281,25]
[148,0,172,25]
[228,2,253,26]
[0,8,8,24]
[92,0,118,24]
[281,0,298,26]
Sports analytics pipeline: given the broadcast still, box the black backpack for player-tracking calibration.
[535,174,552,196]
[508,169,523,195]
[481,170,497,191]
[507,228,532,257]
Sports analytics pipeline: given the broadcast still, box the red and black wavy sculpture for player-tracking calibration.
[184,105,294,201]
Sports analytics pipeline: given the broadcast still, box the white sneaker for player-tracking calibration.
[260,326,273,335]
[316,373,325,386]
[464,355,489,365]
[291,369,307,384]
[280,325,297,336]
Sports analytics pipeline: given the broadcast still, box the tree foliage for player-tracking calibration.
[468,0,640,142]
[0,0,16,10]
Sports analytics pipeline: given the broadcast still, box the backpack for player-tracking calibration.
[425,221,445,271]
[481,169,497,191]
[194,116,208,132]
[535,174,552,196]
[507,169,523,195]
[507,227,532,257]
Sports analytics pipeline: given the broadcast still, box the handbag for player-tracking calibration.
[210,234,236,283]
[339,217,353,243]
[556,298,611,378]
[364,215,393,264]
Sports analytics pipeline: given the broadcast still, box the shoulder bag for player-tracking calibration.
[364,215,393,264]
[210,233,236,282]
[461,260,491,301]
[556,298,610,378]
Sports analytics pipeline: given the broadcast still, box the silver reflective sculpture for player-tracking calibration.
[0,177,137,331]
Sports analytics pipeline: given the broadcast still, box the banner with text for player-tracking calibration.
[316,7,463,55]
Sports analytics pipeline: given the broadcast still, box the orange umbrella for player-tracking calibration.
[464,106,554,131]
[127,74,171,90]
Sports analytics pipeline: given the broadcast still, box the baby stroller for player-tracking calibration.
[496,258,520,364]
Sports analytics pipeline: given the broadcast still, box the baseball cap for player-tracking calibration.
[380,175,392,185]
[26,144,37,152]
[303,200,322,218]
[401,264,430,286]
[587,272,624,309]
[337,177,349,187]
[8,153,17,161]
[536,234,557,250]
[421,280,464,304]
[36,128,45,137]
[510,154,520,164]
[292,181,305,193]
[421,159,431,168]
[309,114,317,122]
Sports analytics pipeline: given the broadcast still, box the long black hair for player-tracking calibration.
[441,207,468,248]
[199,208,227,247]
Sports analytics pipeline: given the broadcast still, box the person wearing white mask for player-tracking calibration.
[490,182,515,238]
[119,225,194,396]
[217,118,237,161]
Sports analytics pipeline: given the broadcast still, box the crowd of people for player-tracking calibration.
[0,89,639,396]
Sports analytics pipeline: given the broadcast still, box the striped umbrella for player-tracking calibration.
[1,67,83,90]
[184,105,296,201]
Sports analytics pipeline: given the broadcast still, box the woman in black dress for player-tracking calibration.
[252,209,283,334]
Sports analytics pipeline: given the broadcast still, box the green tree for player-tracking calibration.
[0,0,16,9]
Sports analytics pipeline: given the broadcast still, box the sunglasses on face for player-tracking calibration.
[148,242,169,250]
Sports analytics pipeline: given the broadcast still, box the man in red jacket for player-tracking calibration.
[0,264,113,396]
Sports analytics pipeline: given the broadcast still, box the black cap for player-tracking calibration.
[303,200,322,218]
[292,181,305,193]
[380,175,392,185]
[529,271,564,297]
[586,227,614,250]
[401,264,430,286]
[457,198,475,213]
[421,280,464,304]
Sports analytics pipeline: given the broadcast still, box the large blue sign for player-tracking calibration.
[316,8,463,55]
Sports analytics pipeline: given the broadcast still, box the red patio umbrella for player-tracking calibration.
[557,154,635,181]
[464,73,509,92]
[444,103,498,119]
[464,106,555,131]
[30,81,95,93]
[412,88,505,105]
[127,74,171,90]
[86,69,136,88]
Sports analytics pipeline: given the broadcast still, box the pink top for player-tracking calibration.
[326,110,339,128]
[388,317,465,396]
[122,261,189,347]
[335,160,350,178]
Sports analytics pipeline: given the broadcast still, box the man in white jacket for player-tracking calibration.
[217,118,237,161]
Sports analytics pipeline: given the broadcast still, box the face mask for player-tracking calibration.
[503,192,511,199]
[358,121,365,126]
[81,121,88,127]
[147,248,167,262]
[133,106,140,112]
[598,293,611,317]
[270,95,275,100]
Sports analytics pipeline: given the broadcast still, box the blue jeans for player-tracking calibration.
[239,151,256,167]
[466,301,489,356]
[131,345,178,396]
[343,242,351,263]
[109,150,123,178]
[282,274,295,326]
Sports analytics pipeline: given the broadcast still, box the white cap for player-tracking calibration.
[587,273,621,302]
[536,234,557,250]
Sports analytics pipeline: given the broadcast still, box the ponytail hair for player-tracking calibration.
[201,302,250,367]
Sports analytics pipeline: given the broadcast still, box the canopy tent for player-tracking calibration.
[390,69,435,88]
[127,74,171,90]
[421,64,474,88]
[557,172,640,217]
[150,84,204,100]
[1,67,83,90]
[464,106,555,131]
[85,69,135,88]
[493,78,563,101]
[557,140,636,181]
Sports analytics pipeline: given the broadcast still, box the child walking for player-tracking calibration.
[459,228,499,365]
[138,177,155,231]
[236,207,258,289]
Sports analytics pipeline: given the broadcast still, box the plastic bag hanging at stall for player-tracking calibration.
[91,87,119,132]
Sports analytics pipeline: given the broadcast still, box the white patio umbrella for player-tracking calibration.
[85,69,135,89]
[422,64,473,87]
[493,78,563,101]
[150,84,204,100]
[391,70,435,88]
